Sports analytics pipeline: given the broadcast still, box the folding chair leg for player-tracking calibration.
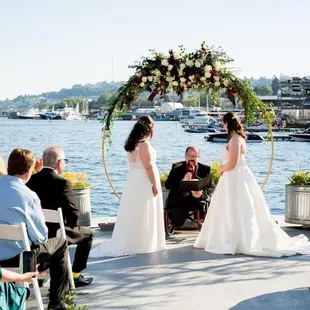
[67,252,75,290]
[33,279,44,310]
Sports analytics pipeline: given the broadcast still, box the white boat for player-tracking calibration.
[185,125,218,133]
[39,111,62,120]
[62,104,83,120]
[17,109,40,119]
[183,112,213,126]
[289,128,310,142]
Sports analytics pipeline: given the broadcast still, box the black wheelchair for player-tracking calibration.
[164,200,209,238]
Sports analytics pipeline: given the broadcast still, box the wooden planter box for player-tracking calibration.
[285,184,310,227]
[72,188,92,226]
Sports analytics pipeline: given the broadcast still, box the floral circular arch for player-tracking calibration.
[102,42,274,200]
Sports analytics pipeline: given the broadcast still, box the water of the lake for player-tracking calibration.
[1,118,309,217]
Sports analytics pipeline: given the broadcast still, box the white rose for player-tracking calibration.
[178,69,183,76]
[223,78,229,87]
[180,63,186,70]
[189,75,195,81]
[180,77,186,83]
[214,81,220,87]
[200,77,206,82]
[204,65,212,72]
[204,72,211,78]
[161,59,169,67]
[185,60,194,67]
[147,76,153,82]
[173,52,181,60]
[168,64,173,71]
[140,82,145,87]
[166,71,171,77]
[154,69,161,77]
[141,76,147,83]
[166,76,173,82]
[214,61,222,71]
[214,76,220,81]
[195,60,201,68]
[172,81,178,86]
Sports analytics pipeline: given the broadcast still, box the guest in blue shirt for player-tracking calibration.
[0,174,48,260]
[0,149,69,310]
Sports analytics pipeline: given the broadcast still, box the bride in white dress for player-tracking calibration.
[194,112,310,257]
[90,116,167,257]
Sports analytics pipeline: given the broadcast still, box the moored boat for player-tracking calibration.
[39,112,62,120]
[205,132,264,143]
[289,127,310,142]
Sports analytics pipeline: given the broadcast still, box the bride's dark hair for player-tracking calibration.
[124,116,155,152]
[223,112,247,141]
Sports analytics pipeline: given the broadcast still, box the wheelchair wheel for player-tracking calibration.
[164,209,175,238]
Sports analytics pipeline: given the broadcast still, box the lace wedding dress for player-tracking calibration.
[194,145,310,257]
[90,141,167,257]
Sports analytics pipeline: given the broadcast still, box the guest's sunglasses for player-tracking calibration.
[59,158,69,163]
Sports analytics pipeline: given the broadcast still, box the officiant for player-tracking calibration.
[165,146,216,227]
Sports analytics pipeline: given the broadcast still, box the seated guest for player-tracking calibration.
[27,146,93,287]
[0,266,36,310]
[165,146,215,227]
[0,155,6,176]
[0,149,69,310]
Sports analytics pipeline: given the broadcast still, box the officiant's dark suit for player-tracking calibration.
[165,147,215,227]
[27,162,93,287]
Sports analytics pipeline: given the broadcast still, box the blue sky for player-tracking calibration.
[0,0,309,99]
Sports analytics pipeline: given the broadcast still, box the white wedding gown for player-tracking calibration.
[90,141,167,257]
[194,146,310,257]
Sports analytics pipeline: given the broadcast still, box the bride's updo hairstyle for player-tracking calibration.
[124,116,155,152]
[223,112,247,141]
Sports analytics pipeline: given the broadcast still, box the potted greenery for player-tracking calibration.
[285,170,310,227]
[62,172,92,227]
[160,171,170,206]
[210,160,221,185]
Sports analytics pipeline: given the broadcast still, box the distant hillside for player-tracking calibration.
[13,81,124,102]
[0,81,124,110]
[0,77,276,111]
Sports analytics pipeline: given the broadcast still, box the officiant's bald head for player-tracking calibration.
[185,146,199,165]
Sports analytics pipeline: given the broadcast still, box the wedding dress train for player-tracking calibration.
[194,147,310,257]
[90,141,167,257]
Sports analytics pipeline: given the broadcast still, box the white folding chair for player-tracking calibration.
[42,208,75,290]
[0,223,44,310]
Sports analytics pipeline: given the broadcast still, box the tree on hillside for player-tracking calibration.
[55,98,84,110]
[253,85,273,96]
[271,77,280,95]
[182,95,198,107]
[244,76,272,87]
[89,93,111,110]
[199,92,215,107]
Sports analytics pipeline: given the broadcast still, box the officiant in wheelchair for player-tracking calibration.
[164,146,216,236]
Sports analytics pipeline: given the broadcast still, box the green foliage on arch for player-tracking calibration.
[103,42,272,132]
